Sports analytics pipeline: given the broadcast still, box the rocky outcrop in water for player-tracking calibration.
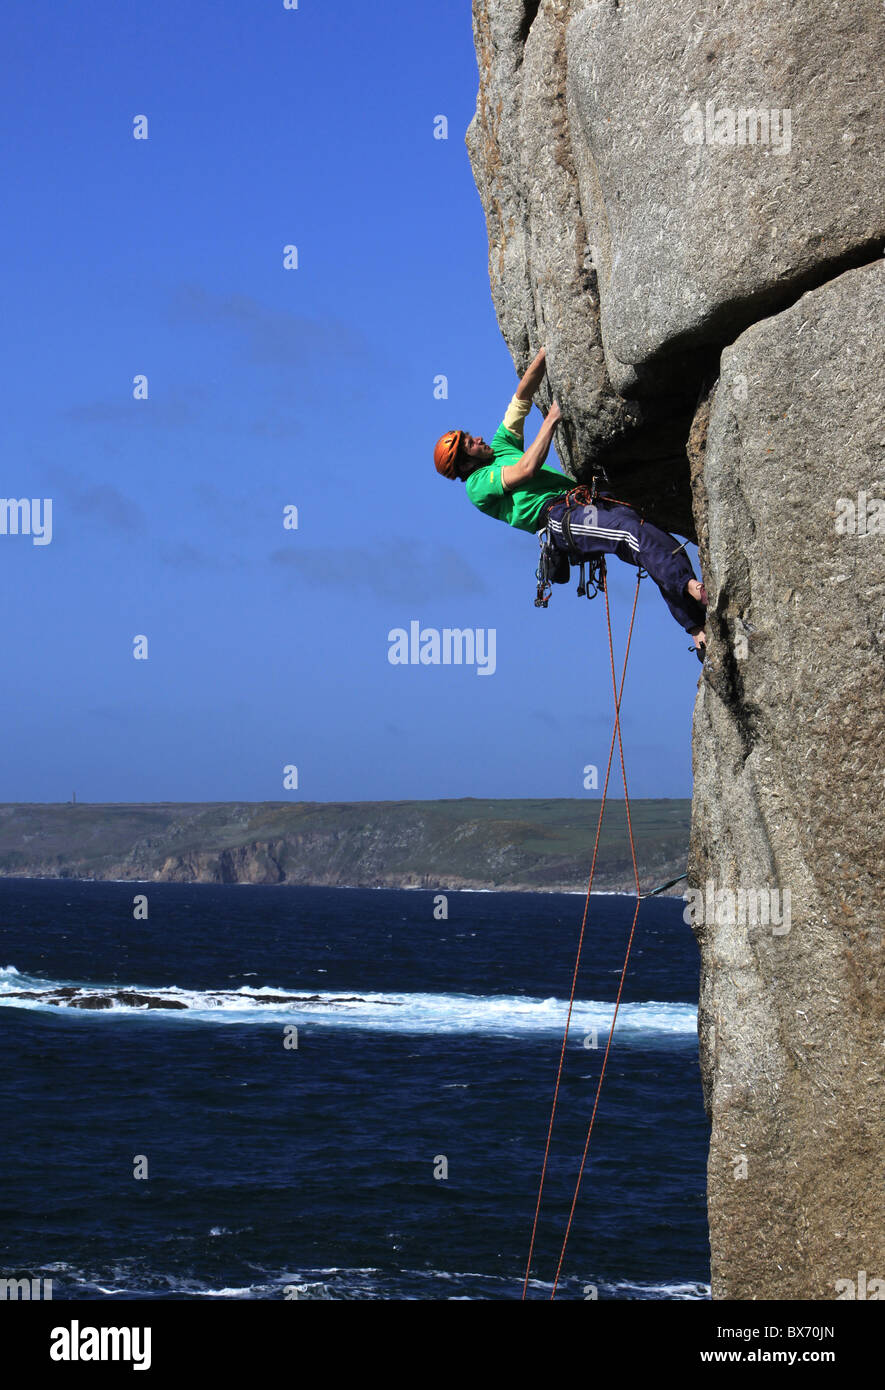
[468,0,884,1299]
[3,986,386,1012]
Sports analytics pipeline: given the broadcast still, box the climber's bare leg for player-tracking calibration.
[684,579,707,654]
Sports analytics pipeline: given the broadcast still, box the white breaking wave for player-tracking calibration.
[25,1261,710,1300]
[0,965,696,1038]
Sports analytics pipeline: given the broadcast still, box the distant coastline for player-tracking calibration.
[0,799,691,895]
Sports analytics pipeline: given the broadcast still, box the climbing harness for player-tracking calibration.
[522,560,648,1301]
[534,517,646,607]
[533,486,648,609]
[534,528,571,608]
[534,522,608,608]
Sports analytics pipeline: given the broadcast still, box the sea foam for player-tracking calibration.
[0,965,696,1038]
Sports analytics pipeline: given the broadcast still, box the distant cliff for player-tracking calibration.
[0,800,689,894]
[468,0,884,1298]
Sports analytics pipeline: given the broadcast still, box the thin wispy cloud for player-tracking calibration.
[248,413,303,439]
[44,469,144,533]
[156,540,245,573]
[60,387,204,429]
[169,283,369,367]
[270,542,487,600]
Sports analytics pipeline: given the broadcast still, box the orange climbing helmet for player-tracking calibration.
[433,429,464,479]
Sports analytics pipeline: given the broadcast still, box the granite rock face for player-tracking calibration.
[469,0,884,1298]
[468,0,885,537]
[565,0,884,367]
[690,262,884,1299]
[467,0,700,535]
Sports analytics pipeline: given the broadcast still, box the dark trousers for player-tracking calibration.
[544,499,705,632]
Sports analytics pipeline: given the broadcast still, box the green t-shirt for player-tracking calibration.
[465,422,566,532]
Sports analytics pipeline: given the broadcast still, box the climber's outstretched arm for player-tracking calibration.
[516,346,547,401]
[501,401,561,491]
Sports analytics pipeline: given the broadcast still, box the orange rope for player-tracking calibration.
[521,564,642,1300]
[548,569,643,1298]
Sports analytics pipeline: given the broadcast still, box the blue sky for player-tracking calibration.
[0,0,699,803]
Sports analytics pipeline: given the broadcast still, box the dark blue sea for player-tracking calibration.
[0,880,710,1300]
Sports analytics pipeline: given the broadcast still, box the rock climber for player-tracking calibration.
[432,347,708,660]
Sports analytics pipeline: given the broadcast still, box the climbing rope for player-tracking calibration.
[521,561,644,1301]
